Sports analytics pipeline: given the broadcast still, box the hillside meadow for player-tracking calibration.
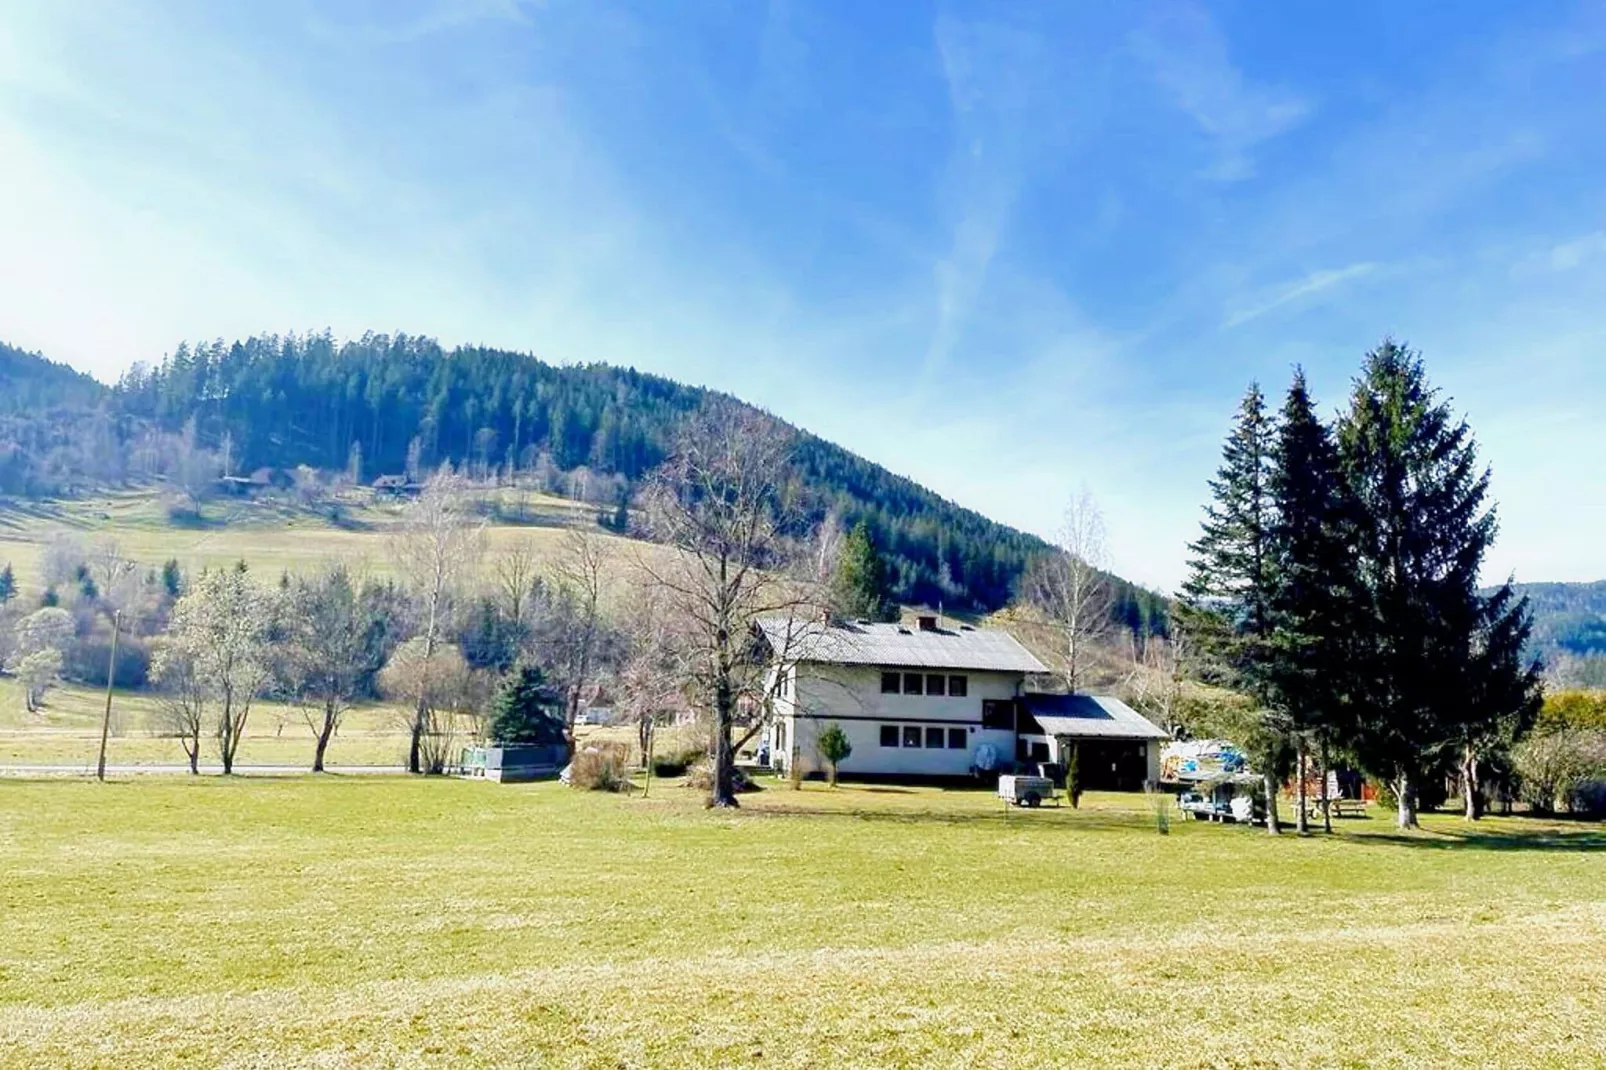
[0,487,645,598]
[1,776,1603,1068]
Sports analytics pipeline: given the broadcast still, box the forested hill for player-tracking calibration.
[0,341,106,412]
[8,331,1167,624]
[1,341,118,496]
[1512,581,1606,663]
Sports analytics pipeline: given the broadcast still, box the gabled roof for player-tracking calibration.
[756,618,1047,674]
[1022,693,1168,741]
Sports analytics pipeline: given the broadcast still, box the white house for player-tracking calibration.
[756,614,1165,788]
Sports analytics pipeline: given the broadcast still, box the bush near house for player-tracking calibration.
[568,742,633,792]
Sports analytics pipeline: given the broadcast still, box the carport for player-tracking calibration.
[1018,694,1168,791]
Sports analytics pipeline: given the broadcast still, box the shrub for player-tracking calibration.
[1565,777,1606,818]
[684,758,759,794]
[651,744,707,778]
[1513,729,1606,814]
[567,742,634,792]
[816,723,852,786]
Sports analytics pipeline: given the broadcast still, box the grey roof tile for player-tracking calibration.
[1022,693,1168,740]
[758,618,1047,674]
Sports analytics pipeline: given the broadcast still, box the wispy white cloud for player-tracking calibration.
[306,0,539,46]
[1223,262,1379,328]
[1129,1,1309,181]
[1545,231,1606,271]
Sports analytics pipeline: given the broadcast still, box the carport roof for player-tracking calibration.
[1022,693,1168,741]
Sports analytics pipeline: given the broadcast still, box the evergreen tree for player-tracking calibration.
[1266,370,1355,833]
[488,665,566,745]
[0,562,14,604]
[1337,340,1518,827]
[1181,383,1289,833]
[161,558,183,598]
[832,521,895,621]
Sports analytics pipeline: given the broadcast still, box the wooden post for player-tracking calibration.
[641,717,655,799]
[96,610,121,783]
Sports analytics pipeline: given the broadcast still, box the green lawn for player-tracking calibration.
[0,680,412,768]
[1,779,1602,1067]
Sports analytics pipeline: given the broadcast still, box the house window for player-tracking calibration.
[902,673,924,696]
[925,673,946,696]
[925,726,944,748]
[947,728,967,749]
[880,724,899,747]
[948,675,968,697]
[902,726,922,748]
[981,700,1015,730]
[881,671,900,694]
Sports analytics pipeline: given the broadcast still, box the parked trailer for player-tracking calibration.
[997,774,1058,808]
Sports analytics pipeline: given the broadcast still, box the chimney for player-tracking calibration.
[916,614,938,632]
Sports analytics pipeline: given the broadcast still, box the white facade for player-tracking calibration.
[768,662,1026,779]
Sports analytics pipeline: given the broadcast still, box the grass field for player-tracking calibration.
[2,778,1602,1068]
[0,679,413,769]
[0,487,644,598]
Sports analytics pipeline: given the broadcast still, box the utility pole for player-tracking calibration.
[96,610,121,782]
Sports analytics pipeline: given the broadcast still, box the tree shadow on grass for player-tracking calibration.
[1346,828,1606,853]
[741,804,1152,834]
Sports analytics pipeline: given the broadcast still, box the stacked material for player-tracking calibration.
[1160,739,1250,783]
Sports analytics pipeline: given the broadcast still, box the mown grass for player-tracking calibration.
[0,680,410,768]
[1,778,1602,1068]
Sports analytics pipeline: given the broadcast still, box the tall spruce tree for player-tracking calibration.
[1181,383,1289,834]
[1266,370,1355,834]
[1337,340,1526,827]
[0,562,14,604]
[832,521,894,622]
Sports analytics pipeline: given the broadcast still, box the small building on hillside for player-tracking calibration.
[756,614,1166,788]
[372,474,422,497]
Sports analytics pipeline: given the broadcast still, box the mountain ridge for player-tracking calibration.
[3,332,1169,627]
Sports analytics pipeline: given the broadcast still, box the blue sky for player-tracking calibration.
[2,0,1604,591]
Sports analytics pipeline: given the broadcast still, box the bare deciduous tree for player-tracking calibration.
[379,637,475,774]
[392,465,484,773]
[173,415,220,514]
[13,649,64,714]
[40,532,88,589]
[153,647,207,774]
[615,584,693,767]
[1122,633,1188,739]
[154,566,274,775]
[637,403,820,808]
[549,528,606,738]
[283,565,375,772]
[492,538,542,647]
[1024,487,1113,694]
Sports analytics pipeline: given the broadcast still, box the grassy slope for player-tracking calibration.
[1,778,1602,1068]
[0,487,640,596]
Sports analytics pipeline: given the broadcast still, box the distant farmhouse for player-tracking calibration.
[757,615,1166,789]
[371,474,422,497]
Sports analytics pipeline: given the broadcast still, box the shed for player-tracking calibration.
[1019,694,1167,791]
